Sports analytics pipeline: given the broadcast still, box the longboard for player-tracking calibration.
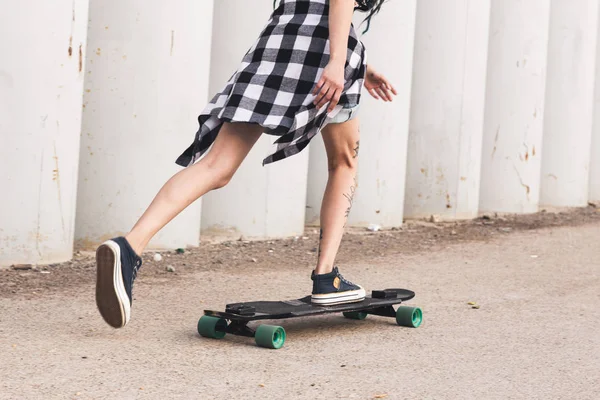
[198,289,422,349]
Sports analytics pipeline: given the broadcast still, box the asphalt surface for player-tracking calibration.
[1,223,599,399]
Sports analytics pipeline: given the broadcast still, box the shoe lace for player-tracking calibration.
[337,271,355,287]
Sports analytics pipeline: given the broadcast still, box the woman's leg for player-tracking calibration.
[125,122,263,255]
[96,122,263,328]
[316,117,360,274]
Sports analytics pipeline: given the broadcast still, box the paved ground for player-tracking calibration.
[1,219,599,399]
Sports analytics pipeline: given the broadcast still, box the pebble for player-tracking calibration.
[251,258,258,263]
[153,253,163,262]
[166,265,175,273]
[367,224,381,232]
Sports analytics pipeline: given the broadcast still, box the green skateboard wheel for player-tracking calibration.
[255,325,286,349]
[197,315,227,339]
[342,311,368,320]
[395,306,423,328]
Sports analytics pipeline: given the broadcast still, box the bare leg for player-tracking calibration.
[125,122,263,255]
[315,117,360,274]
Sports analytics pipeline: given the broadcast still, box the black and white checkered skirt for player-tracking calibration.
[176,0,367,166]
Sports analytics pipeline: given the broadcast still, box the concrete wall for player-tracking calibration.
[0,0,89,266]
[592,4,600,204]
[479,0,551,214]
[3,0,600,266]
[306,0,418,228]
[201,0,310,239]
[405,0,490,220]
[540,0,599,207]
[75,0,213,250]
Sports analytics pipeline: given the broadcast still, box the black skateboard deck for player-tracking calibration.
[197,289,423,349]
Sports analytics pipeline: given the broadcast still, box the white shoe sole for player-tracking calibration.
[311,287,366,306]
[96,240,131,328]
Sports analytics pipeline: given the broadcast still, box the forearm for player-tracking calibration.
[328,0,355,65]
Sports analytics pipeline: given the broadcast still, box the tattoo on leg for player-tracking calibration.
[353,140,360,159]
[343,176,357,218]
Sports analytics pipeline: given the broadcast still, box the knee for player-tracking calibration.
[204,158,236,190]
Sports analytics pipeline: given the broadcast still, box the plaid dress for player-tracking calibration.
[176,0,367,166]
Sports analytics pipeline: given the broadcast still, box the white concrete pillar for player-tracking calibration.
[0,0,88,267]
[306,1,418,228]
[540,0,599,207]
[76,0,213,250]
[201,0,309,239]
[592,13,600,203]
[592,121,600,202]
[404,0,490,221]
[479,0,551,214]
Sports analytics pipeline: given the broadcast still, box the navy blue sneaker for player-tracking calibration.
[95,237,142,328]
[311,267,366,305]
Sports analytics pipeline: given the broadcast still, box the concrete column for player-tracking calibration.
[306,0,418,228]
[201,0,310,239]
[479,0,551,214]
[592,12,600,203]
[0,0,88,267]
[592,122,600,202]
[76,0,213,250]
[540,0,599,207]
[404,0,491,221]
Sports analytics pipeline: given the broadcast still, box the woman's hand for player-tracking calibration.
[365,65,397,101]
[313,60,345,113]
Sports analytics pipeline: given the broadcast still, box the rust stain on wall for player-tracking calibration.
[52,143,67,241]
[68,36,73,57]
[35,150,44,256]
[78,44,83,72]
[513,164,531,200]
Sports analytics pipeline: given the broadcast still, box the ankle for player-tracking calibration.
[124,234,145,257]
[314,264,334,275]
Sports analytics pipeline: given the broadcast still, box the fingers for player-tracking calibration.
[328,91,341,113]
[312,77,325,96]
[368,87,380,100]
[314,79,343,110]
[375,86,390,102]
[382,78,398,96]
[315,85,331,109]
